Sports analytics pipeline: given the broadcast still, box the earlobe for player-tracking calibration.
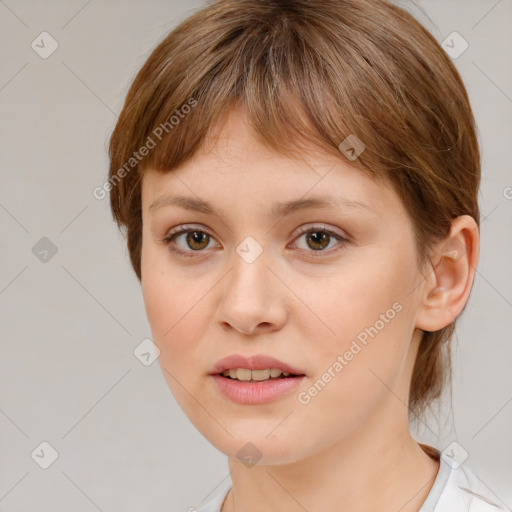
[415,215,480,333]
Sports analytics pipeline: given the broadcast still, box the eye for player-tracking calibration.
[163,225,219,258]
[162,224,349,258]
[290,224,349,257]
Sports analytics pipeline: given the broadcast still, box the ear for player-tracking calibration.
[415,215,480,332]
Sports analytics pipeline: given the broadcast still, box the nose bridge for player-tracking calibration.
[229,234,272,294]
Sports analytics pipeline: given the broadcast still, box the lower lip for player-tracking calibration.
[210,374,306,405]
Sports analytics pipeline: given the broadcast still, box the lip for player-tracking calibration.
[209,353,306,376]
[211,374,306,405]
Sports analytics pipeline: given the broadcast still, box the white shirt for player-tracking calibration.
[191,445,505,512]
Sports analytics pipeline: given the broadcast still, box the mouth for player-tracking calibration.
[217,368,305,382]
[210,353,307,380]
[209,354,306,404]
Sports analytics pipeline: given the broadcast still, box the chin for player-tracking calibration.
[203,429,308,467]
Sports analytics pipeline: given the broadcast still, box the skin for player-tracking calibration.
[140,106,479,512]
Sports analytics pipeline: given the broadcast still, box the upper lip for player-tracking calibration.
[210,354,306,376]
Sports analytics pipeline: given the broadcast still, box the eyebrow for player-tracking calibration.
[148,193,378,218]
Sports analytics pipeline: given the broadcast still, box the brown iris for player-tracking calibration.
[186,230,210,250]
[306,231,330,251]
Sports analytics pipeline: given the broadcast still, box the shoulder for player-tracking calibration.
[184,481,231,512]
[434,460,506,511]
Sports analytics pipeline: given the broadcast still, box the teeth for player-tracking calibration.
[221,368,292,381]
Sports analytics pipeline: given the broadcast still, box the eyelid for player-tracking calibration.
[164,224,217,242]
[292,223,348,240]
[163,223,348,241]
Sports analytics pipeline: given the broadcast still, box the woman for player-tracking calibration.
[107,0,503,510]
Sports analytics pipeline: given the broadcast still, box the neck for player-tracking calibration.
[222,403,439,512]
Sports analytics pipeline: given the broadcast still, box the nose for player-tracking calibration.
[215,240,288,336]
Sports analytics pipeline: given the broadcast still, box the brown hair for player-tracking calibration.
[108,0,480,420]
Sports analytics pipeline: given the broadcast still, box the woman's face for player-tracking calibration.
[140,107,427,464]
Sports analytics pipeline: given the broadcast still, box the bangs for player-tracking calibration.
[116,3,429,182]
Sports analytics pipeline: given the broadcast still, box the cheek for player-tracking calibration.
[296,253,412,351]
[141,267,211,419]
[142,271,205,353]
[293,252,416,413]
[141,247,201,362]
[141,238,193,330]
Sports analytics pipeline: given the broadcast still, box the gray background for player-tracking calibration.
[0,0,511,511]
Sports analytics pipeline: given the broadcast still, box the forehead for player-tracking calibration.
[140,107,393,217]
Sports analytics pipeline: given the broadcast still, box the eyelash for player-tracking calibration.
[162,224,350,259]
